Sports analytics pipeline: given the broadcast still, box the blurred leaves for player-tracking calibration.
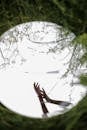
[0,0,87,36]
[80,52,87,65]
[73,33,87,48]
[79,74,87,86]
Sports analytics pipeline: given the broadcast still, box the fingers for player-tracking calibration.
[42,88,45,92]
[33,82,41,96]
[33,82,37,87]
[41,88,48,99]
[34,82,40,88]
[33,82,47,98]
[42,88,46,95]
[34,83,36,90]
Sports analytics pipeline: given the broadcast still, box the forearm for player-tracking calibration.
[48,98,71,106]
[38,96,49,114]
[48,98,63,105]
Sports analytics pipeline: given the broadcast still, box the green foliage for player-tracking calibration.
[72,33,87,67]
[0,0,87,129]
[79,74,87,86]
[73,33,87,48]
[0,96,87,130]
[0,0,87,36]
[80,52,87,65]
[50,0,87,35]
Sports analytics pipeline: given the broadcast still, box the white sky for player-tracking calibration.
[0,22,86,118]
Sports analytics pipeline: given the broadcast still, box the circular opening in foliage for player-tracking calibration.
[0,21,86,118]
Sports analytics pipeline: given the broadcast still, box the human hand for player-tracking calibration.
[33,82,42,97]
[41,88,50,102]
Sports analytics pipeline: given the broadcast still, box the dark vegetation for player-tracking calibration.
[0,96,87,130]
[0,0,87,129]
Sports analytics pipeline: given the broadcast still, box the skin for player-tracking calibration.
[34,82,72,116]
[41,88,72,106]
[34,82,49,115]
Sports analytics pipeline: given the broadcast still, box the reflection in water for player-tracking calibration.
[0,21,86,118]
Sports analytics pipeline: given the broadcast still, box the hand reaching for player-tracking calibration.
[34,82,71,107]
[33,82,42,97]
[41,88,50,102]
[33,82,50,102]
[33,82,49,114]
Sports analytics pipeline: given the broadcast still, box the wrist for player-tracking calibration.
[38,95,42,98]
[40,101,44,104]
[46,97,51,102]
